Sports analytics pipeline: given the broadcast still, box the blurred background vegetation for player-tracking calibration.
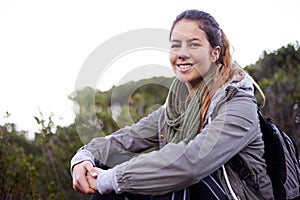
[0,41,299,199]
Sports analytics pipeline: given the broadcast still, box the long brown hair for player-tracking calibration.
[170,9,245,128]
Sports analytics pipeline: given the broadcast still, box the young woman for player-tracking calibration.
[71,9,274,199]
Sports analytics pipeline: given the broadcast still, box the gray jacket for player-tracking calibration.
[71,75,273,199]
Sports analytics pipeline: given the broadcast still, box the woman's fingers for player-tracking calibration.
[87,173,98,190]
[72,161,97,194]
[89,167,102,178]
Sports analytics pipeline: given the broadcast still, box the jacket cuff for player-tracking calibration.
[97,169,121,194]
[70,150,95,176]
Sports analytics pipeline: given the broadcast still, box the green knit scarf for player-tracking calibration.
[164,69,215,144]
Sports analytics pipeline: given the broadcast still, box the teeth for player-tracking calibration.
[178,64,192,69]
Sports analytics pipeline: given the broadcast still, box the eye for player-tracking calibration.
[170,43,181,49]
[190,42,200,48]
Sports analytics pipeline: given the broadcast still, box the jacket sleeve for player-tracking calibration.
[70,106,164,170]
[99,90,263,195]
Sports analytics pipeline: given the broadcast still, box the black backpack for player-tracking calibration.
[230,110,300,200]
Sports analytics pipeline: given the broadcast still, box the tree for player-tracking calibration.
[245,41,300,150]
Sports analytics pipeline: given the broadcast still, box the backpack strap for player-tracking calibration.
[228,155,260,191]
[228,155,265,199]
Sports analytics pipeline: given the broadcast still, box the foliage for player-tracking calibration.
[0,114,88,199]
[245,41,300,149]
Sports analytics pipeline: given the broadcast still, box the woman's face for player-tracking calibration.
[169,20,220,89]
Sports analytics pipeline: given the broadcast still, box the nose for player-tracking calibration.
[177,46,190,60]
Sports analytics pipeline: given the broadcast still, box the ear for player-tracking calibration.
[212,46,221,62]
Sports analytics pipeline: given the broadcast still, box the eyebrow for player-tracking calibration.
[187,38,202,42]
[170,38,202,43]
[170,39,181,43]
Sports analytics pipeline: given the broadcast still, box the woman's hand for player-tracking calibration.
[87,167,102,190]
[72,161,97,194]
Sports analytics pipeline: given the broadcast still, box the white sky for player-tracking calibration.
[0,0,299,137]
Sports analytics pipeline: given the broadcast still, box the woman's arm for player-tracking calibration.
[97,93,262,195]
[71,106,164,171]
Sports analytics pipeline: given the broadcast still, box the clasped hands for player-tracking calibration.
[72,160,102,194]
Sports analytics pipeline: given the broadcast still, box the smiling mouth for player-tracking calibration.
[177,64,194,70]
